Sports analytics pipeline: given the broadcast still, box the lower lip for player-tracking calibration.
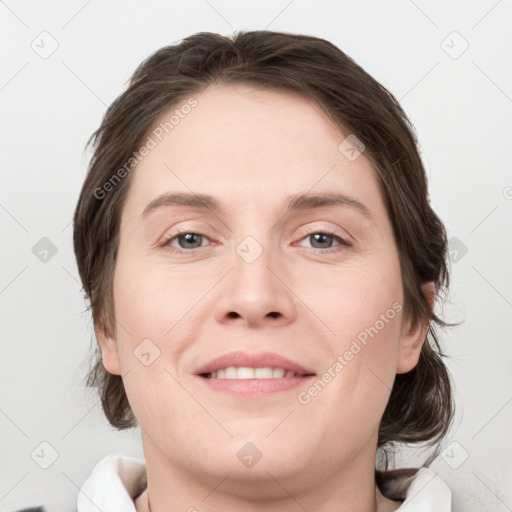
[197,375,316,395]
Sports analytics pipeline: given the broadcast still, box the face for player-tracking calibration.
[99,84,432,493]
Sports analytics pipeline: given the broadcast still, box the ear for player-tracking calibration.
[396,281,435,374]
[95,321,122,375]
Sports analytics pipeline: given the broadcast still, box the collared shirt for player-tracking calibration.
[77,454,451,511]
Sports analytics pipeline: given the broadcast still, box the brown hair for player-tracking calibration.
[73,30,458,465]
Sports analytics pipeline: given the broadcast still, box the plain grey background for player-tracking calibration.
[1,1,511,511]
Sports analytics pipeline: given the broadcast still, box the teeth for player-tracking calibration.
[206,367,301,379]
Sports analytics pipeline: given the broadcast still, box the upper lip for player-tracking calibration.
[195,351,316,376]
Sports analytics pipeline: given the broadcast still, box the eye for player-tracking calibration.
[160,230,351,254]
[297,231,351,252]
[161,232,212,251]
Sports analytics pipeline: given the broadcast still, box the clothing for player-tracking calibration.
[77,454,451,511]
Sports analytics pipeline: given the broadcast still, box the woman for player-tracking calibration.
[72,29,456,511]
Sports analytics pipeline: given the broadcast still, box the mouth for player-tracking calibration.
[195,350,316,378]
[200,367,314,379]
[195,351,316,394]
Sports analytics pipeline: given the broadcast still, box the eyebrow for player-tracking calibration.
[141,191,373,221]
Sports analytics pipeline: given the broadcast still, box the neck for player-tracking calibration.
[135,437,402,512]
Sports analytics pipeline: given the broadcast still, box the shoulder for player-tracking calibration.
[77,454,146,512]
[10,509,48,512]
[377,467,452,511]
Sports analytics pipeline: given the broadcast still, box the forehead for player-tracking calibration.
[123,83,388,226]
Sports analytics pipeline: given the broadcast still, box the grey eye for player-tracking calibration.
[177,233,204,249]
[308,233,336,249]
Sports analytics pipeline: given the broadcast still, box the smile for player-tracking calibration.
[201,367,309,379]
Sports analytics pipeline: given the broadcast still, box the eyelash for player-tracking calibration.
[160,230,352,254]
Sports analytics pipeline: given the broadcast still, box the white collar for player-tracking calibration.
[77,455,451,512]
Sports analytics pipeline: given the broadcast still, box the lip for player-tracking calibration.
[198,375,316,395]
[194,350,316,376]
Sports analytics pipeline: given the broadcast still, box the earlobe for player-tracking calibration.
[96,323,122,375]
[396,281,435,374]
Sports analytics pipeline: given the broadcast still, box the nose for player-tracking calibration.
[213,239,296,328]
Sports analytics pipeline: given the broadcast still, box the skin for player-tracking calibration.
[98,83,434,512]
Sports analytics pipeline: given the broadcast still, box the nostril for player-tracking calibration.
[227,311,280,319]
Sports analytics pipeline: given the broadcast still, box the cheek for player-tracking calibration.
[306,258,403,345]
[110,261,214,417]
[303,262,403,417]
[110,263,192,431]
[112,261,201,343]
